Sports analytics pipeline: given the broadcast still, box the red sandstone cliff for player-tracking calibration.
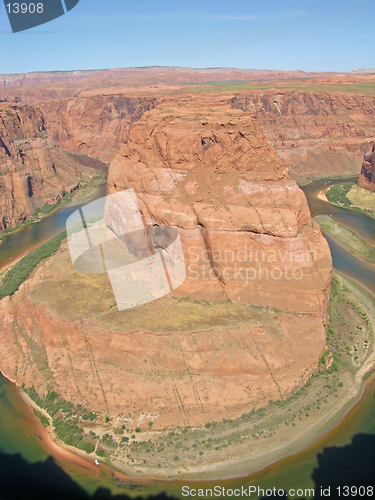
[40,88,375,181]
[41,95,157,163]
[231,91,375,182]
[0,103,89,230]
[357,142,375,193]
[1,68,374,182]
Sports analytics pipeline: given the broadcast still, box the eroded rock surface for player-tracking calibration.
[41,95,157,163]
[108,96,332,312]
[358,142,375,192]
[232,91,375,182]
[0,103,87,230]
[0,96,332,429]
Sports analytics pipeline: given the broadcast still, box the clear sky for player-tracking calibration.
[0,0,374,74]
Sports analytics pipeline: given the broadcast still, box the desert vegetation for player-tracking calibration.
[315,215,375,264]
[22,385,97,454]
[346,185,375,217]
[326,182,354,207]
[326,182,375,217]
[0,231,67,300]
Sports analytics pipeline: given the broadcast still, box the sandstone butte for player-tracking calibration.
[0,94,332,430]
[0,103,89,230]
[358,141,375,193]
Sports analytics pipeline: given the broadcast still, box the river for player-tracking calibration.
[0,173,374,499]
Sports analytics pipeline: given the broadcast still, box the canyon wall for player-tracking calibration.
[37,89,375,180]
[1,69,374,183]
[357,142,375,192]
[0,103,87,230]
[232,91,375,182]
[0,96,332,429]
[41,95,157,163]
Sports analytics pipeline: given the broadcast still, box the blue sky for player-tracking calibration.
[0,0,374,74]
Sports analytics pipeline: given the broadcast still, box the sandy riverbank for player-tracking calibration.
[16,386,157,488]
[315,215,375,264]
[317,189,329,202]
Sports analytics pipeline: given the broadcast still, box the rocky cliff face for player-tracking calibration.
[0,96,332,429]
[41,95,157,163]
[37,88,375,181]
[357,142,375,192]
[108,95,332,313]
[232,91,375,182]
[0,103,87,230]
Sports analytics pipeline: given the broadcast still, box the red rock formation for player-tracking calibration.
[231,91,375,182]
[2,70,373,182]
[0,103,87,230]
[0,95,332,429]
[357,142,375,192]
[108,95,332,312]
[36,86,375,180]
[41,95,157,163]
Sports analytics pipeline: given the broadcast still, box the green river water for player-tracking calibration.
[0,175,374,499]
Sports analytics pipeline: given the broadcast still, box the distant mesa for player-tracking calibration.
[349,68,375,75]
[0,66,344,89]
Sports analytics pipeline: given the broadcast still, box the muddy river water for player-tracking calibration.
[0,174,374,499]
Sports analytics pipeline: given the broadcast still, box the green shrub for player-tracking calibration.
[53,418,83,447]
[33,409,49,427]
[0,231,66,299]
[102,433,115,445]
[326,183,354,207]
[78,440,95,454]
[82,411,97,421]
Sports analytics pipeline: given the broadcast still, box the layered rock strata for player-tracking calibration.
[40,89,375,180]
[357,142,375,192]
[41,95,157,163]
[0,103,87,230]
[0,96,332,429]
[232,91,375,182]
